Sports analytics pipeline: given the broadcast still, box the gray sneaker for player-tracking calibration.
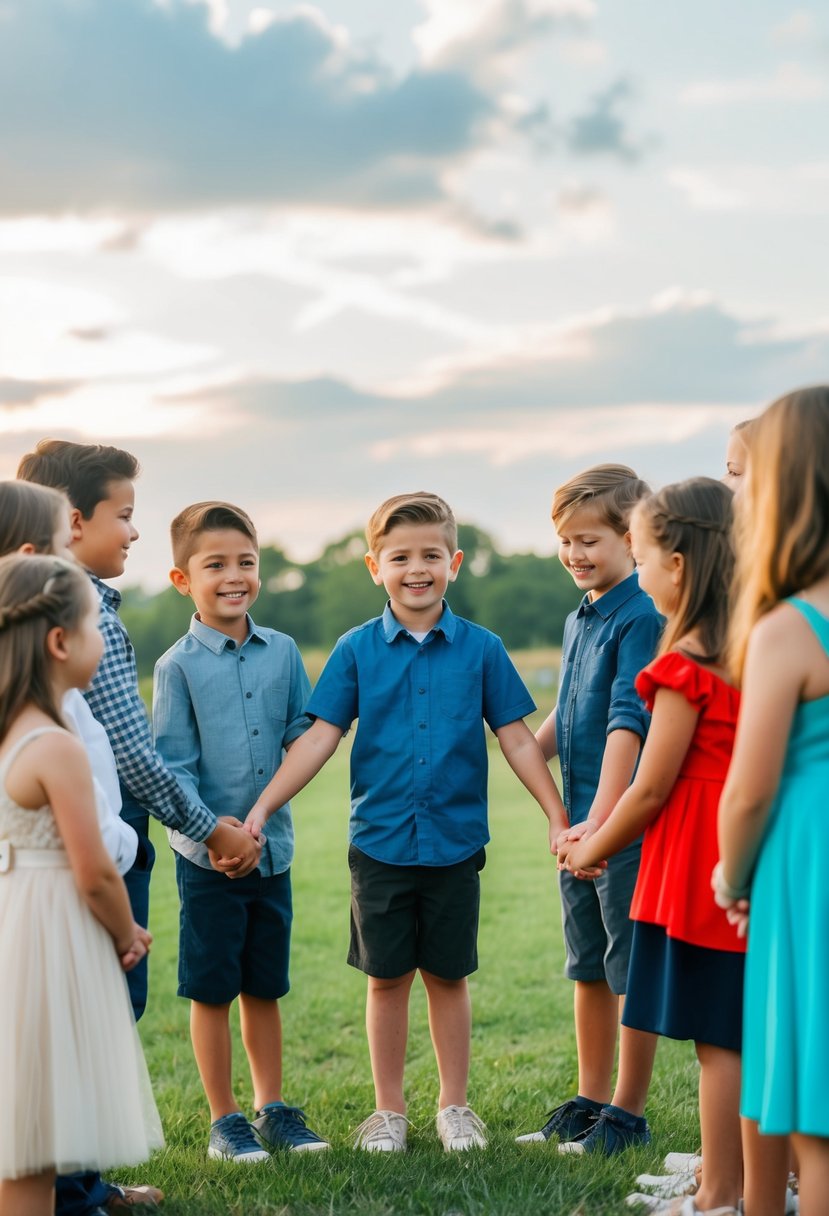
[207,1112,271,1163]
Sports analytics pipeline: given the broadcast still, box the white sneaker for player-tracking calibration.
[635,1173,698,1200]
[664,1153,703,1175]
[353,1110,408,1152]
[436,1105,487,1151]
[626,1194,667,1212]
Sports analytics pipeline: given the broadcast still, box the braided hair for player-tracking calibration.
[634,477,734,663]
[0,554,92,738]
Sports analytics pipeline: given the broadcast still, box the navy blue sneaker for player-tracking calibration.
[558,1103,651,1155]
[516,1096,602,1144]
[252,1102,329,1152]
[208,1112,271,1162]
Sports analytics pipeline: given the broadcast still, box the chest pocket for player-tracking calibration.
[577,640,615,692]
[440,670,482,720]
[268,678,291,725]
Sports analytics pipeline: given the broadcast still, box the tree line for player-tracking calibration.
[120,524,581,679]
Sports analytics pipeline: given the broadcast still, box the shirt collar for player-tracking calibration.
[189,613,269,654]
[89,572,121,610]
[577,571,644,621]
[381,600,456,644]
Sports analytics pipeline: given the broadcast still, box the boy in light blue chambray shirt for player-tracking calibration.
[153,501,329,1163]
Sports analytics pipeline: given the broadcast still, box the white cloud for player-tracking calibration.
[680,61,827,105]
[668,161,829,215]
[413,0,594,71]
[771,9,818,46]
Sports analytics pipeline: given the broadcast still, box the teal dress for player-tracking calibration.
[741,599,829,1135]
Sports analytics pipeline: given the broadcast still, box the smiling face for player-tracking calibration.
[556,505,633,601]
[365,521,463,632]
[170,527,260,641]
[70,477,138,580]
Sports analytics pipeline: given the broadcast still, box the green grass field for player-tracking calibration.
[125,654,701,1215]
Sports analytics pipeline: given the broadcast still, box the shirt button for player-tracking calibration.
[246,692,252,699]
[252,729,259,736]
[240,655,246,662]
[226,640,236,651]
[419,758,426,766]
[418,722,426,730]
[257,768,264,775]
[418,688,426,694]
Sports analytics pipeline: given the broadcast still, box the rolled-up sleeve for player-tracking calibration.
[606,613,663,739]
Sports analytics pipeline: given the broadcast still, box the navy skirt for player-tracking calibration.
[622,920,745,1053]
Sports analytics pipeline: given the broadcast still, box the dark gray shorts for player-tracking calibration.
[559,839,641,995]
[347,844,486,980]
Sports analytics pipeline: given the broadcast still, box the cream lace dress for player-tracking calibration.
[0,727,163,1180]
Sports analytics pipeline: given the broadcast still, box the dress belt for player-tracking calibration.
[0,841,69,873]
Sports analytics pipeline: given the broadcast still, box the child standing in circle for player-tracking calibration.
[717,387,829,1216]
[561,477,745,1216]
[0,555,162,1216]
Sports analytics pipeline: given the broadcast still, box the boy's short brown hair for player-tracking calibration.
[365,492,457,555]
[552,464,650,535]
[171,501,258,571]
[17,439,139,519]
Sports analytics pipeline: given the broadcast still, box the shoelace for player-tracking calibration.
[440,1106,486,1141]
[219,1113,261,1152]
[264,1105,319,1143]
[354,1110,408,1146]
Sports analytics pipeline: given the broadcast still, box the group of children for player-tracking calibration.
[0,384,826,1216]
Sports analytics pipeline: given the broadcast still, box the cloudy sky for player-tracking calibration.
[1,0,827,588]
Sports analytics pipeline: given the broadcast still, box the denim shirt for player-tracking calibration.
[153,615,311,874]
[556,573,662,825]
[306,602,536,867]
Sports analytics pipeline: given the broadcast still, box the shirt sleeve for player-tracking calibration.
[282,641,313,746]
[481,633,537,731]
[84,612,218,841]
[605,610,662,739]
[151,654,212,829]
[305,636,359,731]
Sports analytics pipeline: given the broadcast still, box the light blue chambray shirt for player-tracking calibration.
[153,614,311,874]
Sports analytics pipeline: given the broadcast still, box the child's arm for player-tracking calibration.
[245,718,344,838]
[718,605,806,895]
[495,720,568,849]
[560,688,698,874]
[22,733,149,966]
[534,709,558,761]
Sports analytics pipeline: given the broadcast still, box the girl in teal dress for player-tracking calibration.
[717,386,829,1216]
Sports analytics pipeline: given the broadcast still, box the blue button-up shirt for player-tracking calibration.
[306,602,536,867]
[153,615,311,874]
[556,573,662,825]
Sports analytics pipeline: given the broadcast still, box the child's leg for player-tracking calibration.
[691,1043,742,1212]
[366,971,416,1113]
[789,1134,829,1216]
[611,1020,658,1116]
[190,999,237,1121]
[741,1119,789,1216]
[239,993,282,1111]
[421,970,471,1109]
[574,979,618,1103]
[0,1168,56,1216]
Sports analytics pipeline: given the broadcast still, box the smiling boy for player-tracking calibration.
[243,491,568,1153]
[153,501,328,1161]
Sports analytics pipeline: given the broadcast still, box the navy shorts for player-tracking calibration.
[347,844,486,981]
[559,838,641,995]
[175,855,292,1004]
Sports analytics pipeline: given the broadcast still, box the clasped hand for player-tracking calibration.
[554,820,607,880]
[207,815,263,878]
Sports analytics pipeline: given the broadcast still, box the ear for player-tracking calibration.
[670,552,685,585]
[364,552,384,587]
[623,529,632,556]
[69,507,84,542]
[45,625,69,663]
[16,542,36,555]
[447,549,464,582]
[169,567,192,598]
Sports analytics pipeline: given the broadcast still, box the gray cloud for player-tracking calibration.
[567,79,652,162]
[0,0,494,215]
[1,378,80,407]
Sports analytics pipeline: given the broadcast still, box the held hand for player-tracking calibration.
[711,861,750,910]
[548,816,569,856]
[562,837,607,881]
[244,806,268,842]
[207,818,262,879]
[725,899,750,938]
[119,924,152,972]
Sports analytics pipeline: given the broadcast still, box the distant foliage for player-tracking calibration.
[120,523,581,678]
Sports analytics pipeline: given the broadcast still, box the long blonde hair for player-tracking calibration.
[728,386,829,682]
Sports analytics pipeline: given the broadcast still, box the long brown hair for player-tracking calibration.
[0,481,68,556]
[0,555,91,740]
[636,477,734,663]
[729,386,829,682]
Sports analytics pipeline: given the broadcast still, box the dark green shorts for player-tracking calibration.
[347,844,486,981]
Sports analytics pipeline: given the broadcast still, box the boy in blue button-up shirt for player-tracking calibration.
[516,465,662,1156]
[154,501,329,1162]
[245,492,568,1154]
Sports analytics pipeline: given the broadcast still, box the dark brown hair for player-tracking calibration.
[170,501,258,571]
[17,439,139,519]
[365,492,457,555]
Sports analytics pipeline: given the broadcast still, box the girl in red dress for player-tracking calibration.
[560,477,745,1216]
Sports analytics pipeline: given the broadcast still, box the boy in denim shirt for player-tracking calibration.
[516,465,662,1155]
[154,502,328,1162]
[244,492,568,1154]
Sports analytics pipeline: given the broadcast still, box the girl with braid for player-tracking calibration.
[559,479,745,1216]
[0,555,162,1216]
